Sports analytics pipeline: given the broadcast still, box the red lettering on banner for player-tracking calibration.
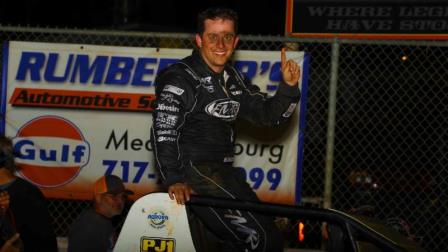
[9,88,156,112]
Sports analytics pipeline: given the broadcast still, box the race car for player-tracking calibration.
[114,193,427,252]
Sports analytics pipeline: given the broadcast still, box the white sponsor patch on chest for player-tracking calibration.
[205,99,240,121]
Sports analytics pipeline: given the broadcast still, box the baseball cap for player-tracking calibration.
[93,175,134,195]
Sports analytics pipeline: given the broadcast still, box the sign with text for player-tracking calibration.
[286,0,448,40]
[1,41,310,204]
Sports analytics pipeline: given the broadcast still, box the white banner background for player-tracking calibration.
[1,41,308,204]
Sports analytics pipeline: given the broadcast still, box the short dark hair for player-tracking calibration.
[0,136,17,173]
[197,7,239,35]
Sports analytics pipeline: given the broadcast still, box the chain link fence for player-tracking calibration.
[0,26,447,251]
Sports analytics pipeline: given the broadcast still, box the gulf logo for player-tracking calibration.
[13,116,90,187]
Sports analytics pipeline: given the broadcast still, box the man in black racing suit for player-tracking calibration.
[150,7,301,252]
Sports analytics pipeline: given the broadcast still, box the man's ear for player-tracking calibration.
[195,34,203,48]
[233,35,240,49]
[94,193,102,204]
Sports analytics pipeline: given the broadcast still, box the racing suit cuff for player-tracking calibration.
[163,175,184,187]
[277,81,300,98]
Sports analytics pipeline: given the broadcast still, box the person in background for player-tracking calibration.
[67,175,133,252]
[0,136,58,252]
[150,6,301,252]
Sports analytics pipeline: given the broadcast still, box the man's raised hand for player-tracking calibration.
[281,47,301,86]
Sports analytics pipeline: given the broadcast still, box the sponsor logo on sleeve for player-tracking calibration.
[156,130,177,136]
[156,136,176,142]
[155,113,178,128]
[156,103,179,112]
[282,103,297,118]
[159,93,181,105]
[163,85,184,96]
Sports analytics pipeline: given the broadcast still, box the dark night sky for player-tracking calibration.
[0,0,287,35]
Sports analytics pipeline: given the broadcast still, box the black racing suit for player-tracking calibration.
[151,50,300,252]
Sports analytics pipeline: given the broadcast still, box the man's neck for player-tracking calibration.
[94,204,113,219]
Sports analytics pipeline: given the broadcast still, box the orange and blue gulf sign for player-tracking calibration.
[13,116,90,187]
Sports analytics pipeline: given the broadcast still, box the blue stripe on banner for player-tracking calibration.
[295,52,311,204]
[1,41,10,136]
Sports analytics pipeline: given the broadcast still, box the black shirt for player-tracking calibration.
[68,209,115,252]
[2,177,58,252]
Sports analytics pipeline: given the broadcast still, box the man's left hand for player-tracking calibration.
[281,47,301,86]
[168,183,194,205]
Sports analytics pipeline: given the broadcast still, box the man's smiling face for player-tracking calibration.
[196,18,239,73]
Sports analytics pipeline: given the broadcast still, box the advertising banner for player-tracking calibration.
[1,41,309,204]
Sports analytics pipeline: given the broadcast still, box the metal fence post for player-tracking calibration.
[323,38,340,210]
